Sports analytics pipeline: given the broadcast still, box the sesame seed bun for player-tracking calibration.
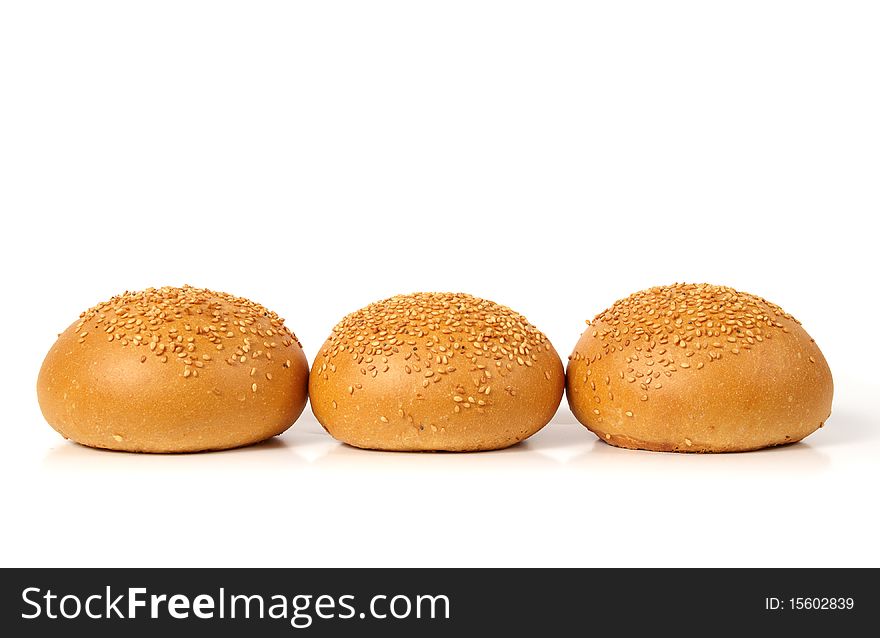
[37,286,309,453]
[309,292,565,451]
[566,283,833,453]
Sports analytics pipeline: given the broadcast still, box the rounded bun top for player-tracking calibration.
[313,292,560,418]
[319,291,552,367]
[568,283,832,452]
[571,282,817,382]
[311,292,564,449]
[38,285,309,452]
[587,282,796,354]
[69,285,302,373]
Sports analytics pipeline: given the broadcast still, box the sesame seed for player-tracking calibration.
[579,283,800,403]
[311,292,554,419]
[67,285,303,382]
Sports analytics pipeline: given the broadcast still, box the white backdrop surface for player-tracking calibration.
[0,1,877,567]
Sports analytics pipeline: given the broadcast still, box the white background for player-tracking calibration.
[1,1,877,567]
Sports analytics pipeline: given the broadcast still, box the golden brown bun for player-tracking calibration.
[37,286,309,453]
[310,292,565,451]
[566,283,833,453]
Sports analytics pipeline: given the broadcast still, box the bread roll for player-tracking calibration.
[310,292,565,451]
[37,286,309,452]
[567,283,833,452]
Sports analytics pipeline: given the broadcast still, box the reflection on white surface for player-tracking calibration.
[578,438,832,474]
[42,435,303,471]
[41,406,864,474]
[24,397,880,569]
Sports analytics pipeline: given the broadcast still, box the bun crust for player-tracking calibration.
[37,286,309,452]
[566,283,833,452]
[309,292,565,451]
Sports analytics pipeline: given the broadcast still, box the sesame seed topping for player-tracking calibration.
[312,292,557,422]
[571,283,803,407]
[66,286,302,388]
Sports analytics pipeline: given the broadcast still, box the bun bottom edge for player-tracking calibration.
[55,434,286,455]
[584,427,818,454]
[333,437,527,453]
